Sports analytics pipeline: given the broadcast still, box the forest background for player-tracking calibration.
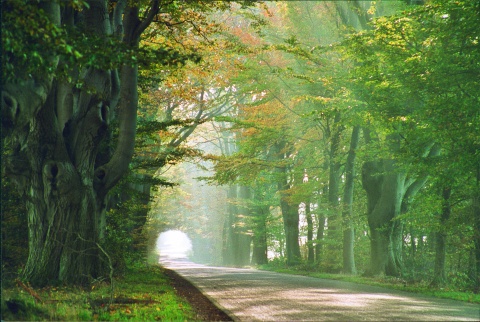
[2,0,479,302]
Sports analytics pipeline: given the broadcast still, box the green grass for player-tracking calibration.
[258,265,480,304]
[1,265,196,321]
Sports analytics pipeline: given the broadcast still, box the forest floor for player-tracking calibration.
[1,265,230,321]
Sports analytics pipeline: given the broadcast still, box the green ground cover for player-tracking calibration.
[259,265,480,304]
[1,265,195,321]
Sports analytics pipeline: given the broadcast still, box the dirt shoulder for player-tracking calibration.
[163,268,233,321]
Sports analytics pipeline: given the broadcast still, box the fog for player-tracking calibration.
[156,230,193,259]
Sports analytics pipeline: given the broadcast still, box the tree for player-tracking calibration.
[347,0,480,280]
[1,0,235,286]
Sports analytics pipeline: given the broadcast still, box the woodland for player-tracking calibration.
[2,0,479,304]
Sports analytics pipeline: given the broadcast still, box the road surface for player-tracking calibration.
[163,259,480,321]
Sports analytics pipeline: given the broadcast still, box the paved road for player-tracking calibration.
[163,260,480,321]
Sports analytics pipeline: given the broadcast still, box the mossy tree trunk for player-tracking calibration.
[2,0,160,286]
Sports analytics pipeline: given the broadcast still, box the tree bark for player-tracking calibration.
[431,186,451,287]
[342,126,360,275]
[362,158,405,276]
[315,211,327,263]
[251,204,269,265]
[473,163,480,291]
[223,185,238,266]
[2,0,159,286]
[278,171,301,265]
[234,186,252,266]
[306,201,315,264]
[325,112,343,272]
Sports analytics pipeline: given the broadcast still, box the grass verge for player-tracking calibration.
[258,265,480,304]
[1,265,196,321]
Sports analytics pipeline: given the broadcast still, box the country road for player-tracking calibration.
[162,259,480,321]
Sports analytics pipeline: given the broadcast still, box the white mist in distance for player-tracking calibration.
[156,230,193,260]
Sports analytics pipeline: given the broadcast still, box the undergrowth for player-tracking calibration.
[258,264,480,304]
[1,265,195,321]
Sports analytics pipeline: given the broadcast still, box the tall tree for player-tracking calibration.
[1,0,234,286]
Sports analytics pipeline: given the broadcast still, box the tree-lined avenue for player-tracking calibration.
[164,260,479,321]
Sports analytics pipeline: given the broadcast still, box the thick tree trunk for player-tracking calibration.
[361,133,438,277]
[342,126,359,275]
[2,0,159,285]
[251,204,269,265]
[278,177,301,265]
[17,81,108,286]
[362,159,405,276]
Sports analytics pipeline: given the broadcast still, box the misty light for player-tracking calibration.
[156,230,193,260]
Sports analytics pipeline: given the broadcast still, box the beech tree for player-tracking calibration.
[1,0,238,286]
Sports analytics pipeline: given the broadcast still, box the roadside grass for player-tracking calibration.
[1,265,196,321]
[258,265,480,304]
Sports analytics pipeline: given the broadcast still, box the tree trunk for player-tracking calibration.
[472,164,480,291]
[251,204,269,265]
[222,185,251,266]
[342,126,359,275]
[315,212,326,263]
[362,158,405,276]
[2,1,160,285]
[324,112,343,272]
[431,187,451,287]
[278,176,301,265]
[17,79,108,286]
[306,202,315,264]
[223,185,238,266]
[361,133,438,277]
[234,186,252,266]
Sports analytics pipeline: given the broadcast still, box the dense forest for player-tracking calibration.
[2,0,479,298]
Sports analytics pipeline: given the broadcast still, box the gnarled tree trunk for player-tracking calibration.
[2,0,159,286]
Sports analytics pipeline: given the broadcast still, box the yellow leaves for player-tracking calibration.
[367,3,377,15]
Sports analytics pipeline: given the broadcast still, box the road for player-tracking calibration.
[162,259,480,321]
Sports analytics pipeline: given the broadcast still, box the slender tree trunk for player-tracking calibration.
[325,112,343,272]
[342,126,359,274]
[431,186,451,287]
[235,186,252,266]
[222,185,237,266]
[473,164,480,291]
[306,201,315,264]
[315,212,326,263]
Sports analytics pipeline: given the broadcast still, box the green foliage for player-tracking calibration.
[1,0,199,84]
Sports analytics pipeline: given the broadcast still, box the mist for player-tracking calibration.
[156,230,193,260]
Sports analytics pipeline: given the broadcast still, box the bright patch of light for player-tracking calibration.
[156,230,193,259]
